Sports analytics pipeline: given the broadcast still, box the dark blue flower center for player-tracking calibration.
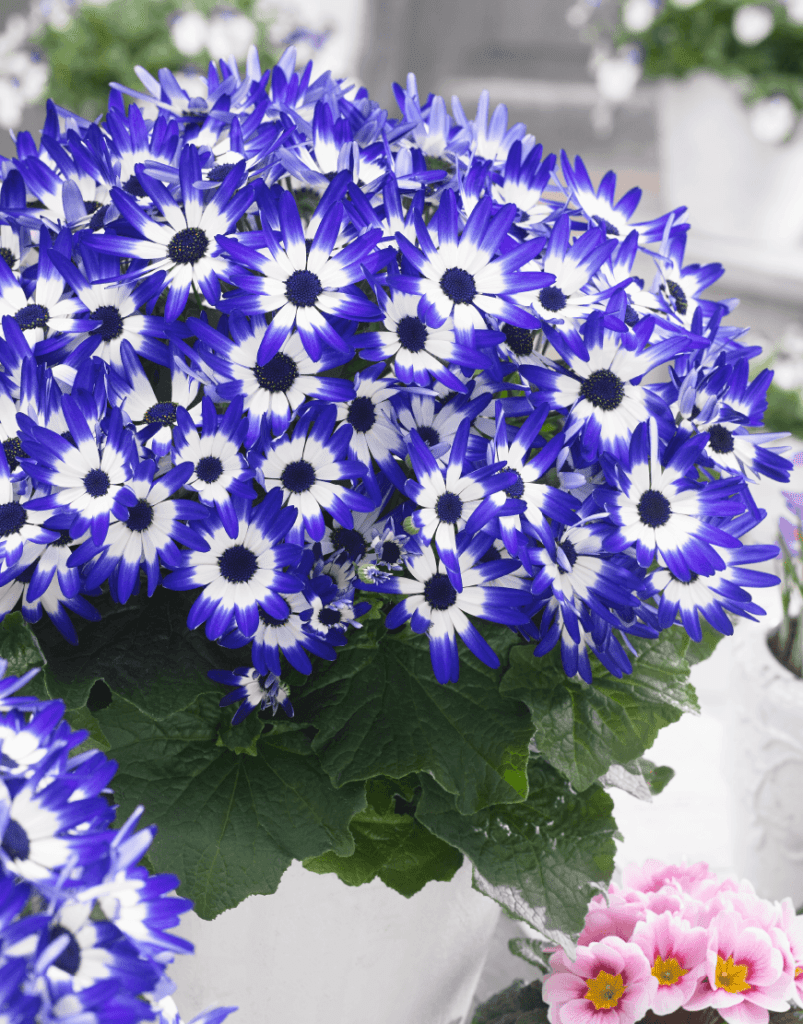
[2,818,29,860]
[424,572,457,610]
[90,304,124,341]
[347,396,376,433]
[84,468,110,497]
[417,425,440,447]
[637,489,671,528]
[380,540,401,564]
[538,286,567,312]
[2,436,26,472]
[397,315,428,352]
[672,570,699,584]
[254,353,298,393]
[196,456,223,483]
[89,204,108,231]
[14,304,49,332]
[0,502,26,536]
[435,491,463,524]
[0,247,15,270]
[49,926,81,975]
[218,544,257,583]
[52,530,71,547]
[208,164,233,182]
[665,279,687,315]
[624,304,639,327]
[502,324,534,357]
[440,267,476,304]
[330,527,365,561]
[126,499,154,532]
[144,402,178,427]
[504,469,525,499]
[593,215,619,236]
[319,606,342,626]
[168,227,209,265]
[708,424,734,454]
[557,539,578,573]
[259,607,289,627]
[281,460,316,493]
[285,269,322,307]
[123,175,147,198]
[579,369,625,411]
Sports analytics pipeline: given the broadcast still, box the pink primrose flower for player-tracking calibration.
[622,859,718,898]
[579,893,650,946]
[630,909,710,1015]
[684,909,795,1024]
[777,897,803,1008]
[542,935,658,1024]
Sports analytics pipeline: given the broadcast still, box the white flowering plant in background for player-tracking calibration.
[566,0,803,144]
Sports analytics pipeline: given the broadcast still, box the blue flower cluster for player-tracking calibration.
[0,660,235,1023]
[0,46,789,704]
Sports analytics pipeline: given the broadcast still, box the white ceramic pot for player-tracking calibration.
[724,620,803,907]
[167,855,501,1024]
[657,73,803,247]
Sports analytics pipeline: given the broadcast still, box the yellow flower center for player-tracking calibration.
[796,966,803,978]
[652,954,689,986]
[585,969,627,1010]
[715,955,751,993]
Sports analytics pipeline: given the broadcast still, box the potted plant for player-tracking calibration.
[0,656,235,1023]
[473,858,803,1024]
[0,39,790,1021]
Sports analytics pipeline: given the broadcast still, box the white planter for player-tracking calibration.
[724,620,803,907]
[166,856,501,1024]
[657,73,803,247]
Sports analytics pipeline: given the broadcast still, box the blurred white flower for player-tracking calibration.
[748,93,798,143]
[782,0,803,22]
[566,0,597,28]
[622,0,659,31]
[36,0,77,30]
[594,49,643,102]
[206,12,256,61]
[732,4,775,44]
[169,10,209,57]
[0,79,26,130]
[0,14,31,54]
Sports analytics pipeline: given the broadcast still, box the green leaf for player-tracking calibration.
[0,613,46,699]
[64,706,110,755]
[216,706,266,757]
[683,618,726,666]
[599,756,675,800]
[500,634,697,792]
[295,622,535,813]
[302,777,463,897]
[416,755,618,943]
[32,589,241,718]
[761,381,803,440]
[96,692,366,919]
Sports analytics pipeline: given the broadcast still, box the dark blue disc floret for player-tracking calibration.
[90,305,124,341]
[281,460,316,493]
[285,269,323,307]
[417,425,440,447]
[440,267,476,304]
[708,424,734,454]
[50,926,81,975]
[13,304,49,331]
[144,402,178,427]
[125,499,154,532]
[254,353,298,393]
[557,539,578,573]
[435,491,463,524]
[259,607,289,627]
[330,526,366,561]
[502,324,535,356]
[397,315,428,352]
[637,489,671,528]
[347,396,376,433]
[218,545,258,583]
[2,436,26,471]
[424,572,457,610]
[84,469,110,497]
[0,503,26,536]
[538,285,567,312]
[1,818,29,859]
[380,540,401,564]
[167,227,209,265]
[579,368,625,411]
[196,456,223,483]
[318,607,342,626]
[504,469,525,499]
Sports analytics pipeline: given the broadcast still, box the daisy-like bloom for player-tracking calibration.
[372,530,530,683]
[191,314,354,445]
[85,144,254,321]
[73,458,210,605]
[404,416,524,590]
[516,215,617,326]
[358,289,495,393]
[650,225,726,331]
[542,936,658,1024]
[18,400,135,547]
[209,666,294,723]
[491,140,559,233]
[396,393,480,463]
[630,910,710,1015]
[162,491,303,642]
[600,419,747,582]
[684,909,796,1024]
[111,340,201,458]
[484,401,580,555]
[250,405,374,546]
[391,188,550,347]
[0,453,60,568]
[522,310,704,463]
[172,396,254,540]
[332,364,403,481]
[451,89,531,166]
[217,185,382,362]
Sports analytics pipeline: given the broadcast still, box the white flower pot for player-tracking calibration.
[657,73,803,247]
[723,620,803,907]
[166,856,502,1024]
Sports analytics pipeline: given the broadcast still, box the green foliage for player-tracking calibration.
[0,612,46,700]
[472,979,549,1024]
[301,776,464,896]
[763,382,803,440]
[615,0,803,114]
[33,0,277,121]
